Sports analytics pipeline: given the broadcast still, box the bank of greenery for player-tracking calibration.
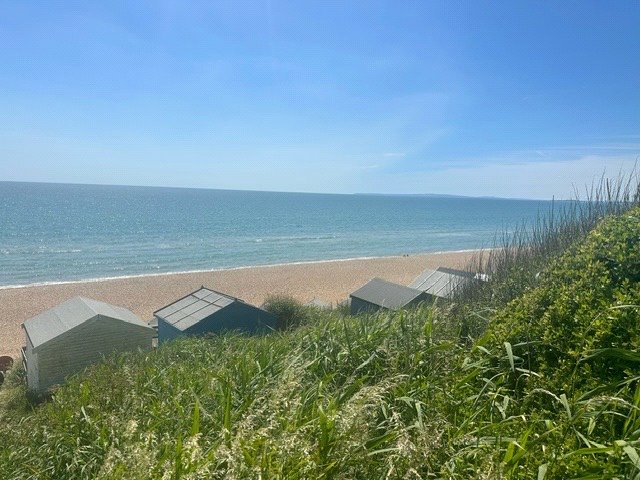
[0,178,638,479]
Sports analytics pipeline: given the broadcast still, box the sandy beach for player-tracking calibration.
[0,250,478,358]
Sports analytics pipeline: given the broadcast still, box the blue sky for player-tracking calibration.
[0,1,638,199]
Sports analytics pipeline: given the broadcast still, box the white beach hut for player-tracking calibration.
[22,296,154,394]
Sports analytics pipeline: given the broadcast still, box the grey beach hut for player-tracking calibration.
[22,296,153,393]
[349,277,432,315]
[408,267,479,300]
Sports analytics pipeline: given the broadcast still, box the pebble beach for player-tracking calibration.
[0,250,478,358]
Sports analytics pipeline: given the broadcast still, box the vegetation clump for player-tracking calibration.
[451,207,640,478]
[488,208,640,387]
[262,294,311,330]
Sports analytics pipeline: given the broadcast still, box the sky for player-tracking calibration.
[0,1,638,199]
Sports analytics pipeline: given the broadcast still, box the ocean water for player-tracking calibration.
[0,182,552,287]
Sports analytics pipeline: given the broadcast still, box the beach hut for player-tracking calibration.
[147,317,159,348]
[21,296,154,394]
[349,277,432,315]
[154,287,277,343]
[408,267,478,300]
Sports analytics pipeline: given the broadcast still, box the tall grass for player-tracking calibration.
[457,168,640,310]
[0,306,467,478]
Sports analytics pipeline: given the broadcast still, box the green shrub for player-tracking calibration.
[262,294,310,330]
[487,207,640,389]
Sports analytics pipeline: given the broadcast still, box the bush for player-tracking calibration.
[262,294,310,330]
[486,207,640,389]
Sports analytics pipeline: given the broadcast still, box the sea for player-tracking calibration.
[0,182,552,288]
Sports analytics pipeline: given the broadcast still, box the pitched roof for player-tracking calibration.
[154,287,239,331]
[437,266,489,282]
[23,296,148,350]
[408,268,472,299]
[350,278,426,309]
[436,266,477,279]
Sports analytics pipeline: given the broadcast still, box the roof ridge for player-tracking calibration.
[75,295,99,316]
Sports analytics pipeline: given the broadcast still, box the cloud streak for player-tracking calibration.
[364,153,639,200]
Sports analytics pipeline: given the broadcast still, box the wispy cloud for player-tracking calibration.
[383,152,406,158]
[544,143,640,152]
[363,152,639,200]
[398,140,640,172]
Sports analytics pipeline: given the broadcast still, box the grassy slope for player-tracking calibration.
[0,208,638,479]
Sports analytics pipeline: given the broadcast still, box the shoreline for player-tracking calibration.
[0,249,480,357]
[0,249,484,291]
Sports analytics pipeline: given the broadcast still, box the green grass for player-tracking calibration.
[1,179,639,479]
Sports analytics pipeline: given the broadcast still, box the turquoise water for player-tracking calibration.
[0,182,551,287]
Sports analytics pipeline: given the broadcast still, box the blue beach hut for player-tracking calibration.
[154,287,277,343]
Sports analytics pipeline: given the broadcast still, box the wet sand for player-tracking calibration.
[0,250,478,357]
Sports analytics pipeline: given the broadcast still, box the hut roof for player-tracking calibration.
[437,266,489,282]
[408,268,473,299]
[350,278,426,309]
[154,287,242,331]
[23,296,148,350]
[436,266,477,279]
